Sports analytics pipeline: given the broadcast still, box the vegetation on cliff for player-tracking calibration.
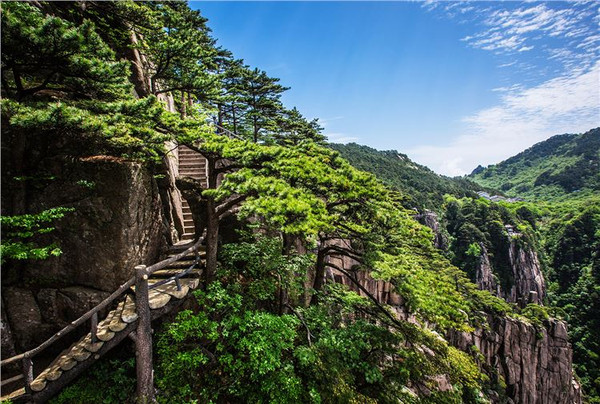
[336,131,599,401]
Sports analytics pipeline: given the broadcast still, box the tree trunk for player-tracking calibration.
[232,105,238,135]
[253,116,258,143]
[124,31,150,98]
[204,157,219,285]
[135,265,154,403]
[310,248,327,305]
[204,200,219,285]
[180,90,186,119]
[217,103,223,129]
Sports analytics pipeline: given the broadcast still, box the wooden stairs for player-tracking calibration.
[0,244,206,403]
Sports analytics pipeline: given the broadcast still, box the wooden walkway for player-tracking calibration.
[1,145,210,403]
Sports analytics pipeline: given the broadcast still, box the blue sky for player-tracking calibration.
[192,1,599,175]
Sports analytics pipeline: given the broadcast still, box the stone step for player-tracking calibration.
[179,172,206,176]
[179,168,205,173]
[181,233,194,241]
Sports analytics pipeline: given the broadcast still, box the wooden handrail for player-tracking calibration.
[146,230,206,276]
[0,277,136,366]
[213,123,244,141]
[0,233,206,367]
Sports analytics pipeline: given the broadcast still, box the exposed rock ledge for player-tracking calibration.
[448,316,582,404]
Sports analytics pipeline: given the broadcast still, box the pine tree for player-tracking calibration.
[274,107,326,146]
[241,68,289,142]
[1,2,130,101]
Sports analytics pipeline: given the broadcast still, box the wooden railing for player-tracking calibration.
[0,231,206,399]
[213,122,244,140]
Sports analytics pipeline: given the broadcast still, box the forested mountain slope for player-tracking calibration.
[330,143,484,211]
[469,128,600,201]
[335,134,599,402]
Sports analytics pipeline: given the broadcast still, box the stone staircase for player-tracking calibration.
[178,145,207,242]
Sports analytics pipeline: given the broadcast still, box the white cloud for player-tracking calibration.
[406,62,600,176]
[447,2,599,71]
[326,132,359,144]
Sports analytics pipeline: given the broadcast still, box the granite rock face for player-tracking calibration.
[323,238,581,404]
[448,316,582,404]
[475,241,546,307]
[506,241,546,306]
[475,243,501,296]
[1,154,175,357]
[415,210,448,250]
[21,157,165,292]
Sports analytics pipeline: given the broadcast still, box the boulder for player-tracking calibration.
[56,286,110,321]
[2,287,54,351]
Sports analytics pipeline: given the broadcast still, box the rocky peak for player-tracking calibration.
[507,240,546,306]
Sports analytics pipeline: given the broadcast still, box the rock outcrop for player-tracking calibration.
[507,241,545,306]
[21,157,165,292]
[475,243,501,297]
[475,240,546,307]
[1,155,174,355]
[448,316,582,404]
[415,210,448,250]
[323,239,582,404]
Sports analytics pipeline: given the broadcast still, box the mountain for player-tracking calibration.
[333,137,599,402]
[469,128,600,201]
[330,143,484,211]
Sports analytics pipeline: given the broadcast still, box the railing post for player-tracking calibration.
[90,312,98,343]
[135,264,154,403]
[22,357,33,395]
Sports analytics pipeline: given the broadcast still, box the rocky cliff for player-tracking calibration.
[416,209,546,307]
[1,157,170,353]
[448,317,582,404]
[415,210,448,250]
[323,244,582,403]
[474,240,546,307]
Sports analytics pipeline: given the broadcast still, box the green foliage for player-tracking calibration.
[51,356,135,404]
[0,207,74,263]
[1,2,130,101]
[542,203,600,400]
[465,242,482,257]
[156,236,487,403]
[441,195,544,297]
[520,303,550,326]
